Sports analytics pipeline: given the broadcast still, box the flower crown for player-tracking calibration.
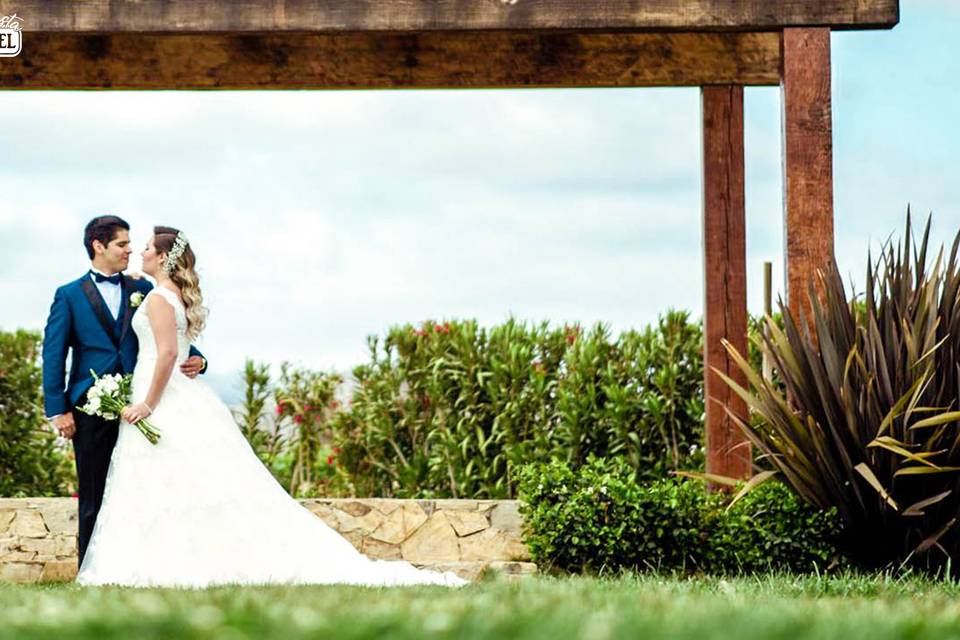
[163,231,189,275]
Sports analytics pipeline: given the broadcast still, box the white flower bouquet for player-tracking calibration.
[78,369,161,444]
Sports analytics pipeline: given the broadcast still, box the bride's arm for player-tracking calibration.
[121,295,178,424]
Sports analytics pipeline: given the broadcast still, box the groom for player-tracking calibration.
[42,215,209,568]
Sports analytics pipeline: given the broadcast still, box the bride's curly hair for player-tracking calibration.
[153,225,208,340]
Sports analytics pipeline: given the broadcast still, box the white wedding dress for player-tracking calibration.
[76,287,468,588]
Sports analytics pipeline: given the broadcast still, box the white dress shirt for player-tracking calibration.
[90,268,123,320]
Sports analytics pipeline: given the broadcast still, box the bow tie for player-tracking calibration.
[91,271,122,285]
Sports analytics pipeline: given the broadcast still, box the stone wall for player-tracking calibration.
[1,498,534,584]
[0,499,77,583]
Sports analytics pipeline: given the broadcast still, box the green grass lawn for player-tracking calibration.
[5,572,960,640]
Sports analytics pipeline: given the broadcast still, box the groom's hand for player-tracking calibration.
[180,355,204,379]
[52,413,76,439]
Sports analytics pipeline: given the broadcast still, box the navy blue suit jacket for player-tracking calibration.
[42,272,206,417]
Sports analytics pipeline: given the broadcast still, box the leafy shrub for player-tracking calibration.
[516,457,708,573]
[234,360,352,498]
[233,359,281,464]
[330,311,705,499]
[0,329,74,497]
[711,481,844,573]
[273,363,345,495]
[516,457,842,575]
[719,213,960,573]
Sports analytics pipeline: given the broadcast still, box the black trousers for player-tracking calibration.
[71,396,120,568]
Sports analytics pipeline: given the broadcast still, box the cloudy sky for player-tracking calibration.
[2,1,958,404]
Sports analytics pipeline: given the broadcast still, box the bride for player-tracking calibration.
[76,226,468,588]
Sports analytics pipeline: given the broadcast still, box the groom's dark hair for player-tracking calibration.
[84,215,130,259]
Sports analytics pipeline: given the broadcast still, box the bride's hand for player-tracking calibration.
[122,402,153,424]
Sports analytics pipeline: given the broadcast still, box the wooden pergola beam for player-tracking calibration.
[1,31,783,90]
[3,0,899,33]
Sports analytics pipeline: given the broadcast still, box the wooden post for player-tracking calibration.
[762,260,773,383]
[701,85,752,482]
[781,28,835,327]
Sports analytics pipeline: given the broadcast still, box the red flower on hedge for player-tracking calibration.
[330,400,339,409]
[564,324,582,341]
[326,455,335,465]
[294,414,303,424]
[275,404,283,416]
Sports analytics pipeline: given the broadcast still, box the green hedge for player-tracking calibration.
[238,311,782,500]
[7,309,779,499]
[0,329,74,497]
[516,457,843,575]
[231,359,349,499]
[328,311,706,499]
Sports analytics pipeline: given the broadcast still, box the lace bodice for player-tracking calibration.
[132,286,191,364]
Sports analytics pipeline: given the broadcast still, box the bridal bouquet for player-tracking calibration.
[78,370,162,444]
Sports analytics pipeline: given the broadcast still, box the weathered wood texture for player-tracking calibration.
[2,0,899,33]
[0,31,782,90]
[701,84,751,482]
[781,28,835,328]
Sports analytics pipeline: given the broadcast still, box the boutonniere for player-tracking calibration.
[130,292,144,308]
